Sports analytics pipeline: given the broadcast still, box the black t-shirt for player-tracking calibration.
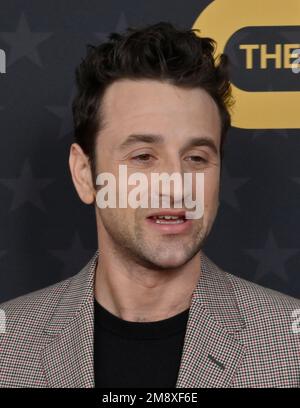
[94,297,189,388]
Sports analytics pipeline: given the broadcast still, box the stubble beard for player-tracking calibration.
[100,210,208,271]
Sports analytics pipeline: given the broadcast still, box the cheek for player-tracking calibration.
[203,170,220,208]
[98,208,134,237]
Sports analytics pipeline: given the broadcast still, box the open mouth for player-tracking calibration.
[147,214,187,224]
[146,210,193,234]
[145,211,192,234]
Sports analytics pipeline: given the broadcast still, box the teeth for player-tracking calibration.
[155,215,181,220]
[149,214,185,224]
[155,219,184,224]
[151,215,185,224]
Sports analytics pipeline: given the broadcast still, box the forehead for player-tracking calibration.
[99,79,221,144]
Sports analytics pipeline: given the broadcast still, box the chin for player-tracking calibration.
[150,253,190,270]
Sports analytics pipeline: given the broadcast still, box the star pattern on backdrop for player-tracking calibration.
[0,5,299,302]
[247,74,290,142]
[245,230,298,284]
[46,12,130,141]
[46,86,76,140]
[50,231,95,277]
[219,164,249,211]
[94,12,129,42]
[0,13,52,68]
[0,159,53,212]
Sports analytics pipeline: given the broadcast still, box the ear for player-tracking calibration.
[69,143,95,204]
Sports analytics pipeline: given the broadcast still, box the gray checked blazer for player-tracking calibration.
[0,250,300,388]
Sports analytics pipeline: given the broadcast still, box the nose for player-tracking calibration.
[155,156,185,208]
[159,155,184,176]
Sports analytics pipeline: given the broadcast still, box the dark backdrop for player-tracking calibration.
[0,0,299,303]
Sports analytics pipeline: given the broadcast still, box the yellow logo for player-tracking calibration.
[192,0,300,128]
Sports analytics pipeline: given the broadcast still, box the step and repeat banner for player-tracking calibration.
[0,0,299,302]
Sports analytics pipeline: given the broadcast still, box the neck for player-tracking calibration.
[94,240,201,323]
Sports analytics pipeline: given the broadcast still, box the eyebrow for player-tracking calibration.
[118,134,164,150]
[179,136,219,156]
[118,133,219,156]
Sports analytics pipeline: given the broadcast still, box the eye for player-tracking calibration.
[131,153,153,162]
[185,155,207,163]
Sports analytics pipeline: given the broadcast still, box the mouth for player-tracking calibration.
[145,210,192,234]
[147,211,186,224]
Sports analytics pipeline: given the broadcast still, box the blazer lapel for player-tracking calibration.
[42,251,99,388]
[176,251,246,388]
[41,249,245,388]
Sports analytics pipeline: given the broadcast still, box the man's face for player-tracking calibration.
[94,79,221,269]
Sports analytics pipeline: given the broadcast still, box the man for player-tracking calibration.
[0,22,299,388]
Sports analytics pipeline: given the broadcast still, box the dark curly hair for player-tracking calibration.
[72,21,234,175]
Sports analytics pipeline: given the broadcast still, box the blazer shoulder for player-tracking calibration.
[224,269,300,314]
[0,275,72,310]
[0,275,72,334]
[0,251,97,329]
